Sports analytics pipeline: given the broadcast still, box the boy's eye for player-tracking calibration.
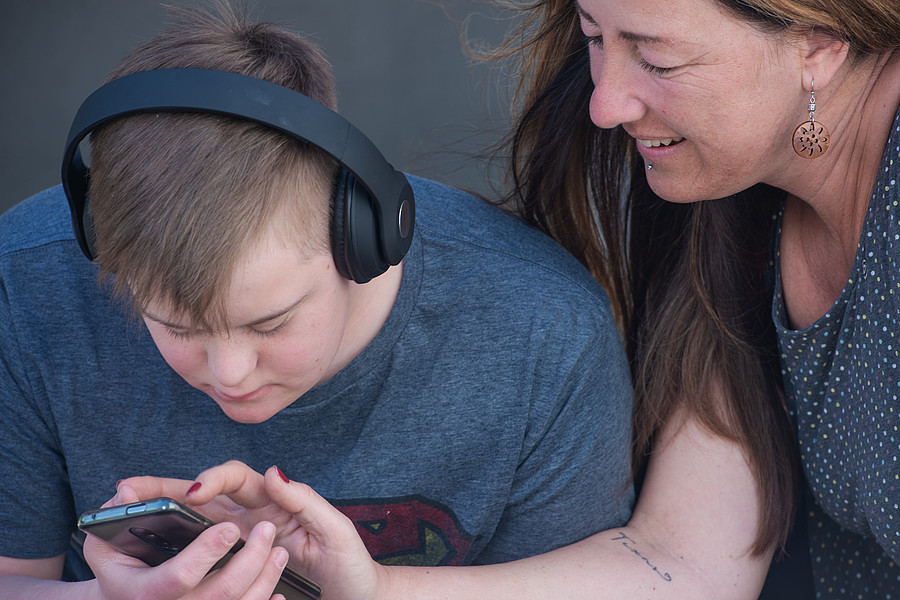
[164,327,193,340]
[161,323,212,340]
[251,319,289,338]
[159,318,290,340]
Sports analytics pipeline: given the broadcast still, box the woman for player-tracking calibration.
[109,0,900,597]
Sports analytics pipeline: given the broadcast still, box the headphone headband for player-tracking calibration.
[62,68,414,270]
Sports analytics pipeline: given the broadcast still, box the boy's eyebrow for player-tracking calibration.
[242,293,310,327]
[574,0,684,47]
[144,292,310,330]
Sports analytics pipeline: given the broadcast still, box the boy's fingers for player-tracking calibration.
[87,518,280,600]
[230,545,290,600]
[83,525,238,600]
[190,521,283,599]
[83,528,148,569]
[152,522,244,596]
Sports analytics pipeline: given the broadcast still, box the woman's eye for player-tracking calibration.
[584,33,603,48]
[638,58,675,75]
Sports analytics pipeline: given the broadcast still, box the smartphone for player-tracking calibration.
[78,497,322,600]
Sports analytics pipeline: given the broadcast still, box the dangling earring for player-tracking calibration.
[792,81,830,159]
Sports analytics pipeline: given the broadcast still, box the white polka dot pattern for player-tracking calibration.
[773,112,900,597]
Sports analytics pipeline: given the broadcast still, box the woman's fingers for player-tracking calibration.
[120,461,279,518]
[261,466,382,600]
[186,460,272,510]
[117,475,196,502]
[262,466,358,543]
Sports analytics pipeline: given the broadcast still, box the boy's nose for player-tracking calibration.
[206,336,257,389]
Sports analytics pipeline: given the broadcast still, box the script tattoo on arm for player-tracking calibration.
[610,532,673,582]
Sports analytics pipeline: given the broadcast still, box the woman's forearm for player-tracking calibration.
[381,525,769,600]
[0,576,99,600]
[381,414,773,600]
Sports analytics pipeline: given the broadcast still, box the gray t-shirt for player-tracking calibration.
[774,110,900,595]
[0,175,634,576]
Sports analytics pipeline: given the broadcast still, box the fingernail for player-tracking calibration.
[221,527,240,545]
[275,465,290,484]
[262,522,276,539]
[274,547,289,569]
[186,481,202,496]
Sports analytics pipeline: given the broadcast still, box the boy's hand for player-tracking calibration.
[83,484,290,600]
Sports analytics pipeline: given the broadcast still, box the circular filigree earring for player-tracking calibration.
[792,81,830,159]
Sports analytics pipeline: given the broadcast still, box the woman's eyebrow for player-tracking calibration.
[575,1,596,25]
[575,0,684,47]
[619,29,683,47]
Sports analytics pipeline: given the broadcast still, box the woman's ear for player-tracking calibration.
[797,28,850,90]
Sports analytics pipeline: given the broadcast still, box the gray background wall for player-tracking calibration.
[0,0,512,216]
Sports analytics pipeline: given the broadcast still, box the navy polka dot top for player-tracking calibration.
[773,109,900,597]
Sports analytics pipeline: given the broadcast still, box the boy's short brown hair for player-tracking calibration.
[89,1,338,330]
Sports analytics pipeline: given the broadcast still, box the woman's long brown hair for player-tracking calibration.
[485,0,798,555]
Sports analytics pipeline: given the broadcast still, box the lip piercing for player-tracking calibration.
[647,163,653,170]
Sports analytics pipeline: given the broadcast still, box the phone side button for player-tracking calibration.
[125,504,147,515]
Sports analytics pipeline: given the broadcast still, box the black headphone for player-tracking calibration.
[61,68,415,284]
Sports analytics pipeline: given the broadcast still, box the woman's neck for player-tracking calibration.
[782,51,900,256]
[778,51,900,328]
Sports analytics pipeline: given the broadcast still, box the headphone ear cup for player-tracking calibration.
[330,168,388,284]
[330,169,353,280]
[81,194,98,260]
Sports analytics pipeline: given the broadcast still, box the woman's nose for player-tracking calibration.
[587,50,647,129]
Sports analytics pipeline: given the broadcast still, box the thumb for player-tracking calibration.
[263,466,359,542]
[114,482,142,505]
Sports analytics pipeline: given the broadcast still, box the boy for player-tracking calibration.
[0,4,633,597]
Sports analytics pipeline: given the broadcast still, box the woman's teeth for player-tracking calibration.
[637,137,684,148]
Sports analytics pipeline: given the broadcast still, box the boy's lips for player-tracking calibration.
[211,385,269,403]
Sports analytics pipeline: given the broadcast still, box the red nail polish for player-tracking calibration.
[275,466,290,484]
[186,482,202,496]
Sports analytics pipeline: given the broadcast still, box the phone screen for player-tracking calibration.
[78,497,322,600]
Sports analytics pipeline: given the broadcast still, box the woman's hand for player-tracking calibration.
[83,483,290,600]
[118,466,293,539]
[122,461,390,600]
